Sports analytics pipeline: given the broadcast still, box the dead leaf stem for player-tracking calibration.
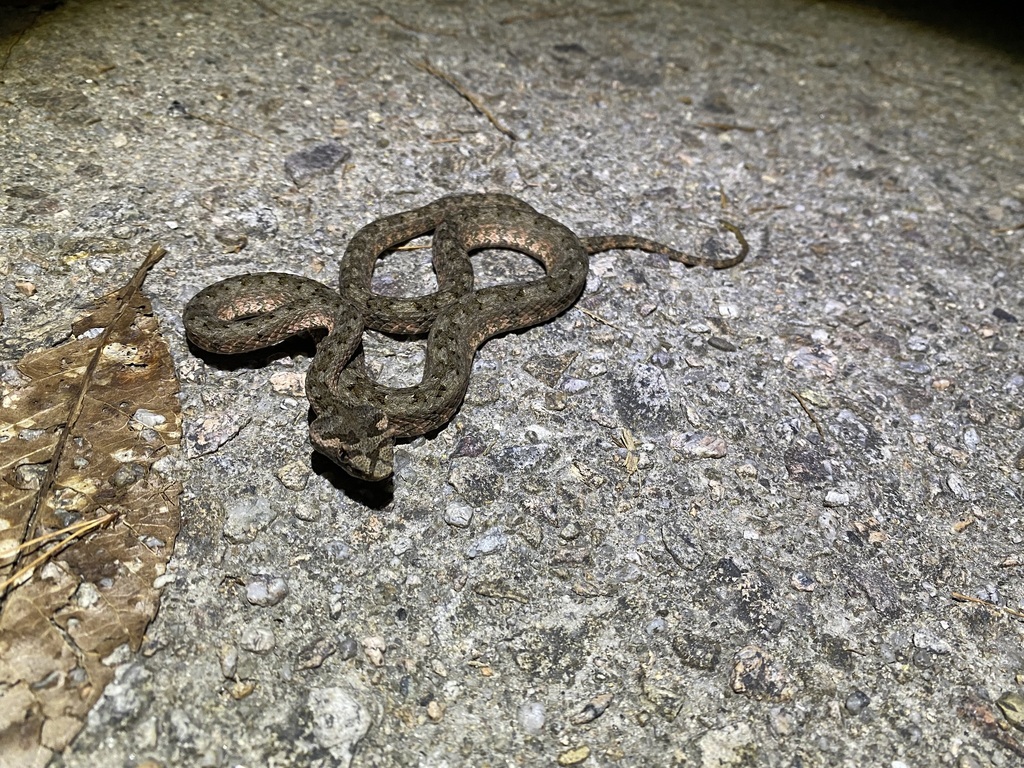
[6,245,167,597]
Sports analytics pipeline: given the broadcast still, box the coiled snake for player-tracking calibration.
[183,193,747,481]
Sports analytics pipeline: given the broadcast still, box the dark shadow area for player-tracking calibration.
[839,0,1022,57]
[184,334,319,371]
[189,332,398,507]
[311,449,395,508]
[0,1,64,42]
[3,0,1020,62]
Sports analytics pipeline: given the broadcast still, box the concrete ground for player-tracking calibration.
[2,0,1022,766]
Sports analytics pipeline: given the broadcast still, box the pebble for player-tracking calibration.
[823,490,850,507]
[900,361,931,375]
[671,631,722,670]
[661,522,705,571]
[246,577,289,607]
[268,371,305,396]
[912,628,952,655]
[230,680,255,700]
[649,349,674,368]
[518,701,545,734]
[338,636,359,661]
[239,626,276,653]
[708,336,737,352]
[996,691,1024,730]
[561,377,590,393]
[223,498,278,543]
[218,644,238,678]
[426,699,445,721]
[559,522,581,540]
[844,690,870,713]
[284,140,351,187]
[669,432,728,459]
[515,422,549,443]
[645,617,667,635]
[308,687,372,768]
[109,462,145,488]
[185,412,244,457]
[523,351,578,387]
[131,408,166,428]
[768,707,795,736]
[784,346,838,378]
[570,693,613,725]
[451,430,488,458]
[292,501,321,522]
[790,571,816,592]
[718,302,739,318]
[557,745,590,766]
[946,472,971,501]
[324,540,352,561]
[730,645,794,702]
[614,363,671,428]
[361,636,387,667]
[465,527,508,558]
[974,583,1000,603]
[276,460,311,491]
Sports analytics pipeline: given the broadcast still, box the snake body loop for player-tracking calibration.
[183,193,747,481]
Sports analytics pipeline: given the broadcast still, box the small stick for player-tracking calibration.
[173,102,266,141]
[0,512,116,592]
[247,0,319,31]
[790,390,826,441]
[951,591,1024,622]
[413,58,518,141]
[993,221,1024,234]
[696,121,761,133]
[375,9,456,37]
[576,306,626,332]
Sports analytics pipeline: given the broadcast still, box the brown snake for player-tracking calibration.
[183,193,747,481]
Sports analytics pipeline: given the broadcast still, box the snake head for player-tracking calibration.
[309,405,395,482]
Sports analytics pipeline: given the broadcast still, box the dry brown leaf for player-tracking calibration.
[0,245,182,767]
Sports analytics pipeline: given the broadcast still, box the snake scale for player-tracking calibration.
[183,193,747,481]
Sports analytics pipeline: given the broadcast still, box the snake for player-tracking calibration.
[183,193,747,482]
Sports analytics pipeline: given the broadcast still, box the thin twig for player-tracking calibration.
[993,221,1024,234]
[0,512,116,592]
[412,58,518,141]
[499,10,575,25]
[696,121,761,133]
[951,591,1024,622]
[375,8,456,37]
[790,390,826,441]
[576,306,627,332]
[176,104,267,141]
[247,0,318,32]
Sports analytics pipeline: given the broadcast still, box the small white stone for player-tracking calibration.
[824,490,850,507]
[444,502,474,528]
[239,626,276,653]
[132,408,166,428]
[518,701,545,734]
